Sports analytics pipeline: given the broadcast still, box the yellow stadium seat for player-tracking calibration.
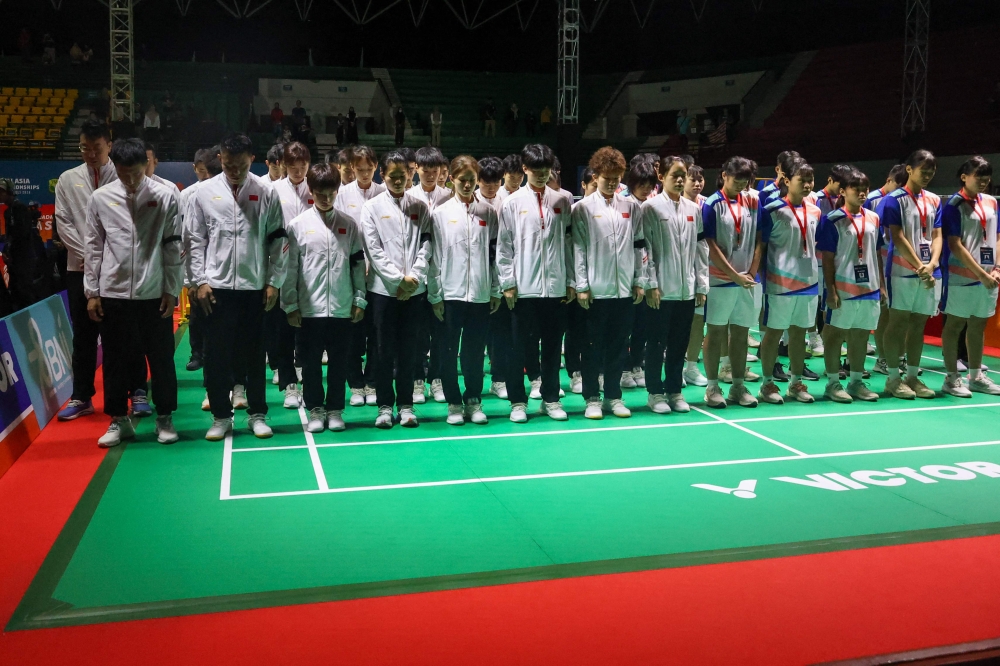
[10,115,23,125]
[35,96,48,106]
[0,96,7,105]
[47,128,61,139]
[38,115,52,124]
[8,97,20,106]
[32,129,45,140]
[30,107,43,115]
[14,88,27,96]
[0,115,7,127]
[52,88,65,97]
[21,96,35,105]
[27,88,40,96]
[41,88,52,96]
[67,89,79,98]
[2,106,14,115]
[44,107,57,115]
[1,88,13,96]
[60,99,74,108]
[16,106,29,115]
[54,115,68,125]
[24,116,38,124]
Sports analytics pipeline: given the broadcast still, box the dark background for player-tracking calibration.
[2,0,998,72]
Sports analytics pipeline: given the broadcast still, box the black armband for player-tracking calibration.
[349,250,365,266]
[162,235,182,245]
[420,232,432,244]
[633,239,646,249]
[696,232,705,242]
[267,228,288,243]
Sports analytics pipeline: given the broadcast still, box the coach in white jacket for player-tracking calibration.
[427,156,501,426]
[572,147,646,420]
[360,149,432,429]
[84,139,183,448]
[282,163,366,434]
[496,143,576,422]
[187,133,288,441]
[54,120,117,421]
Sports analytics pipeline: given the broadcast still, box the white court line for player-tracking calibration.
[228,401,1000,454]
[298,406,329,492]
[222,438,1000,500]
[692,406,807,457]
[219,430,233,500]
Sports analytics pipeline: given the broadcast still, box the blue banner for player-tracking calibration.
[0,320,36,435]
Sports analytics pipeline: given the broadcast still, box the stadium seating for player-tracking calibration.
[0,86,78,154]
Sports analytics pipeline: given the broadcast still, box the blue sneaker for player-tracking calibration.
[131,389,153,418]
[58,399,95,421]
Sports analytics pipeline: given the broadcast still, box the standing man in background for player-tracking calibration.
[55,120,117,421]
[0,178,39,311]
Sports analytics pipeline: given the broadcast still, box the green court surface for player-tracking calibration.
[9,332,1000,630]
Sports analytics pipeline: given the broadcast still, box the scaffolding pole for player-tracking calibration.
[557,0,579,125]
[110,0,135,123]
[901,0,929,137]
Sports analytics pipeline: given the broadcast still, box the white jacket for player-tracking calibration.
[475,189,502,213]
[335,180,386,224]
[642,193,708,301]
[84,177,184,300]
[150,173,180,195]
[496,185,574,299]
[186,172,288,291]
[281,207,367,318]
[55,161,118,272]
[427,196,500,304]
[571,192,645,299]
[407,183,453,212]
[360,190,433,297]
[273,176,313,225]
[179,180,206,289]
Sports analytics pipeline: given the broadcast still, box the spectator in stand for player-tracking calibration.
[42,33,56,65]
[676,108,692,136]
[0,178,40,311]
[81,43,93,64]
[506,103,519,136]
[291,100,307,125]
[270,102,284,139]
[524,110,537,137]
[483,98,497,137]
[335,113,345,146]
[394,107,406,146]
[18,28,31,62]
[70,42,83,65]
[346,106,359,144]
[430,107,443,147]
[540,105,552,133]
[144,104,161,142]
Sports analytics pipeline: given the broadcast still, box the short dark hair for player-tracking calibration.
[450,155,480,178]
[521,144,555,169]
[835,169,872,209]
[283,141,311,164]
[220,133,255,157]
[306,162,341,192]
[888,164,907,187]
[382,149,408,171]
[687,165,704,180]
[204,151,223,177]
[80,120,111,142]
[478,156,504,183]
[957,155,993,182]
[266,143,284,163]
[143,141,158,159]
[580,166,595,185]
[502,153,522,175]
[776,150,801,168]
[657,155,687,178]
[720,156,754,181]
[109,138,149,167]
[828,164,853,186]
[905,149,937,171]
[400,147,417,165]
[415,146,447,168]
[351,144,378,167]
[626,161,659,192]
[779,158,815,196]
[194,147,215,166]
[679,154,695,169]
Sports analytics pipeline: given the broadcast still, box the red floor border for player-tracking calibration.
[1,370,999,665]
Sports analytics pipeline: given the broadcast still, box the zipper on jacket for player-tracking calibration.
[465,202,472,301]
[535,190,549,298]
[129,191,136,299]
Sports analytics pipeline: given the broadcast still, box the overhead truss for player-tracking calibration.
[901,0,929,136]
[557,0,579,124]
[109,0,134,122]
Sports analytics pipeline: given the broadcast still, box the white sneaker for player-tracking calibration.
[748,333,761,348]
[847,380,879,402]
[873,358,890,375]
[430,378,446,403]
[488,381,507,400]
[98,416,135,448]
[728,383,758,407]
[201,392,211,411]
[322,350,329,365]
[155,415,179,444]
[364,386,377,406]
[683,366,708,387]
[271,370,279,385]
[957,359,968,372]
[866,341,876,356]
[606,398,631,418]
[943,375,973,398]
[307,407,326,433]
[704,384,727,408]
[412,379,427,404]
[327,410,346,431]
[808,331,825,356]
[248,413,272,438]
[746,352,759,363]
[375,406,394,429]
[667,393,690,413]
[349,388,365,407]
[786,381,815,403]
[718,364,733,384]
[529,378,542,400]
[232,384,249,410]
[970,374,1000,396]
[399,406,419,427]
[570,371,583,394]
[543,401,568,420]
[509,402,528,423]
[465,400,488,424]
[632,367,646,388]
[745,368,761,382]
[758,381,785,405]
[283,383,302,409]
[584,399,604,420]
[446,404,465,425]
[647,393,671,414]
[620,370,637,389]
[824,381,853,404]
[205,417,233,441]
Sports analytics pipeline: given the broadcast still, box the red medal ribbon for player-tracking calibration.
[784,197,810,256]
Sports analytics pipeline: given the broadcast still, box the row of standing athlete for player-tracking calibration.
[54,120,1000,446]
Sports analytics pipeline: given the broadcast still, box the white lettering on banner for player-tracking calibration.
[693,461,1000,500]
[29,317,69,383]
[0,351,19,392]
